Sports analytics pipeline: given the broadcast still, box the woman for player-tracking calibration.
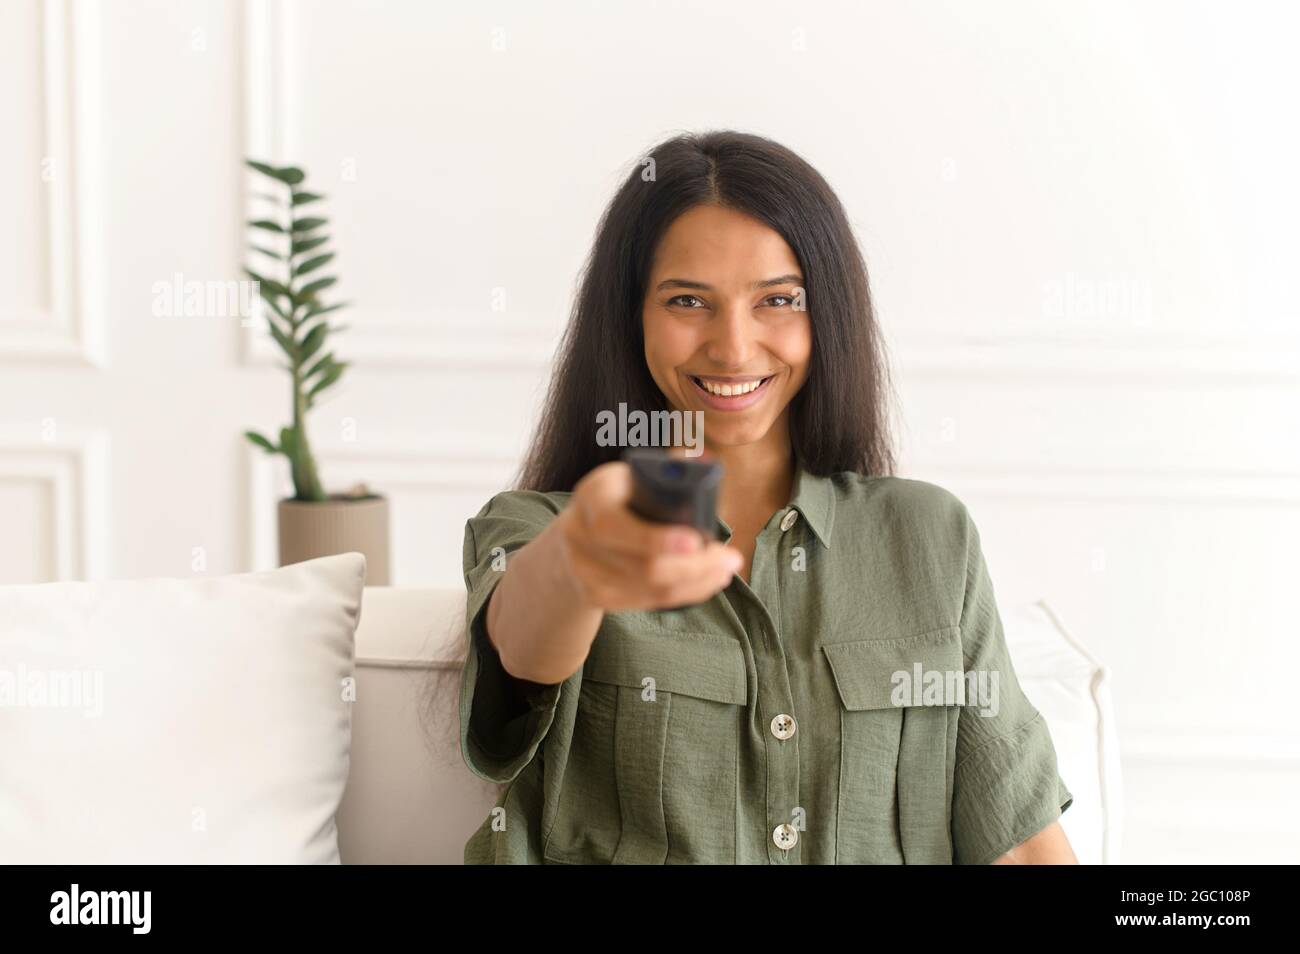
[457,130,1076,864]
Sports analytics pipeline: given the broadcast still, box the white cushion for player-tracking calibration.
[1002,600,1123,864]
[335,586,499,863]
[0,553,365,863]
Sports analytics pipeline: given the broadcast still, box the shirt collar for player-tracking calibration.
[713,466,836,549]
[788,466,836,549]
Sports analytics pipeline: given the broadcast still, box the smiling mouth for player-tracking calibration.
[687,374,777,399]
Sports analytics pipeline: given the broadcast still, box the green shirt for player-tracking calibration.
[458,468,1073,864]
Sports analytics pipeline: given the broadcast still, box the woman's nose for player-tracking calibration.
[704,302,758,366]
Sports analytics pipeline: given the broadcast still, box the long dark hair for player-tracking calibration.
[517,129,895,492]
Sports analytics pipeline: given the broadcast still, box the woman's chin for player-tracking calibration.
[697,417,773,449]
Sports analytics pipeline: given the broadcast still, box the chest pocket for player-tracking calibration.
[821,625,968,864]
[542,622,748,865]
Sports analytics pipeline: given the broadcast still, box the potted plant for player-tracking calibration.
[242,158,390,584]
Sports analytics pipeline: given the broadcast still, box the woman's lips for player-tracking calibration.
[686,373,776,412]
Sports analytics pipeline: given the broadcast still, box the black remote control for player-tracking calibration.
[623,448,722,539]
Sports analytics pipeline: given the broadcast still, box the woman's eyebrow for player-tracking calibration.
[655,273,803,292]
[753,273,803,289]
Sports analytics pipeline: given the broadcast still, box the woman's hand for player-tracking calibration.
[484,460,742,687]
[558,460,743,612]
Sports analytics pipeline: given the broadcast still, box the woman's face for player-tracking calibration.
[642,204,812,453]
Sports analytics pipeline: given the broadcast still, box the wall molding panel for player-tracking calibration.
[0,0,106,365]
[893,336,1300,382]
[906,465,1300,507]
[0,430,110,581]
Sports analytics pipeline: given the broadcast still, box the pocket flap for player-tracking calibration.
[821,626,967,710]
[583,627,748,705]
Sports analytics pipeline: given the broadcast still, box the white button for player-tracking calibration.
[780,510,799,532]
[770,713,797,740]
[772,823,798,850]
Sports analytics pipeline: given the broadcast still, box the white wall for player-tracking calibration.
[3,0,1297,863]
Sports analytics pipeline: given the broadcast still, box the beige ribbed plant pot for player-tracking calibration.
[277,493,391,585]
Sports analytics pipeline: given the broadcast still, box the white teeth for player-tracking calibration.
[696,377,766,397]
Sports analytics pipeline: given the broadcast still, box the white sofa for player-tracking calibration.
[337,588,1122,864]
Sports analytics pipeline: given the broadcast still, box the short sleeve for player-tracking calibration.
[950,507,1074,865]
[458,490,569,784]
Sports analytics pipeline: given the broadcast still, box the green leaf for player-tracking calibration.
[298,276,337,299]
[291,236,329,255]
[304,351,335,380]
[258,290,290,323]
[297,253,334,275]
[268,308,297,340]
[246,159,305,186]
[242,267,291,301]
[249,244,283,261]
[291,191,325,206]
[303,301,348,320]
[299,322,328,362]
[306,362,346,401]
[291,216,328,233]
[246,159,282,179]
[267,317,295,357]
[244,430,279,454]
[279,426,298,458]
[249,218,285,234]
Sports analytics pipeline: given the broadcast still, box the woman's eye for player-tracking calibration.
[667,294,706,308]
[764,295,793,308]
